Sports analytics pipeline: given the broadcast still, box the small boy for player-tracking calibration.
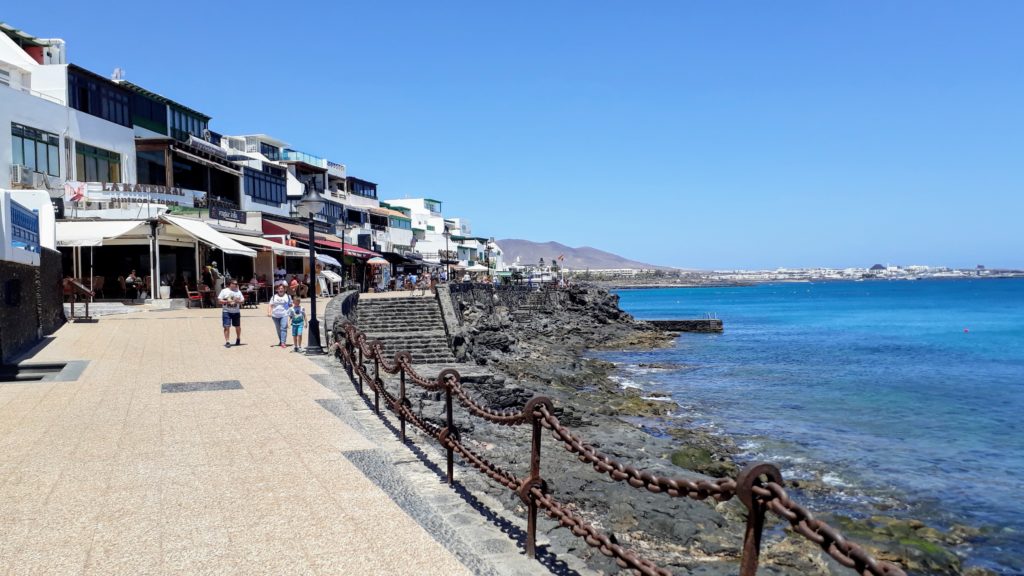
[289,297,306,352]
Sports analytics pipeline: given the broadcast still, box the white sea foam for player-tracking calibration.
[609,375,642,390]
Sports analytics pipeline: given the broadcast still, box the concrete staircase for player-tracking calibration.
[356,296,457,364]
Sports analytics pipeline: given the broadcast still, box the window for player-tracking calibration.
[132,93,167,134]
[259,142,280,160]
[0,69,9,87]
[12,124,60,176]
[320,201,343,224]
[243,167,286,206]
[168,107,207,141]
[67,69,132,127]
[347,178,377,198]
[389,217,412,230]
[75,143,121,183]
[137,150,167,185]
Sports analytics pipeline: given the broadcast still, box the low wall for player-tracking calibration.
[646,319,723,333]
[0,248,64,363]
[325,290,359,343]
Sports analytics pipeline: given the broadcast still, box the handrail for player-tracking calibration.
[64,278,95,320]
[331,322,907,576]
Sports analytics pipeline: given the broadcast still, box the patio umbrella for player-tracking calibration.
[366,257,389,265]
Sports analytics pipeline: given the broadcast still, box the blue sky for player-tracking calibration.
[6,2,1023,269]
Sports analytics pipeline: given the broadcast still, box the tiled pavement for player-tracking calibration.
[0,306,568,576]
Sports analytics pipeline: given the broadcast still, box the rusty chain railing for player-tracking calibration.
[332,322,906,576]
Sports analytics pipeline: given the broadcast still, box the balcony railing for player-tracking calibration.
[281,149,327,168]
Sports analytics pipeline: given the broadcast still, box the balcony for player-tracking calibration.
[281,149,327,168]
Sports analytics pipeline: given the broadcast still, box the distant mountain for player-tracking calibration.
[497,239,672,270]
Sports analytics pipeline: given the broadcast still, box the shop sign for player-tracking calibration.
[210,205,247,224]
[64,181,207,208]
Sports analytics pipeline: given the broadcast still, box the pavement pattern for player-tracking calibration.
[0,306,578,575]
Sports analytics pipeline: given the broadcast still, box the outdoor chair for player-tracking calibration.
[117,276,126,298]
[92,276,105,299]
[185,286,204,309]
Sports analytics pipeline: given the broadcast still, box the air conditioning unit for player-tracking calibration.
[10,165,33,187]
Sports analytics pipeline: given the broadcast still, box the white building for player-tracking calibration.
[1,27,138,195]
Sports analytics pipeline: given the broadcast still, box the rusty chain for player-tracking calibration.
[537,404,739,501]
[752,482,905,576]
[531,487,672,576]
[334,322,907,576]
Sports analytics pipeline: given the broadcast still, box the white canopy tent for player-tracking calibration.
[56,217,258,299]
[160,215,255,257]
[55,220,150,284]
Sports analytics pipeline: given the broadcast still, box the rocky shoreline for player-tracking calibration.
[340,285,986,574]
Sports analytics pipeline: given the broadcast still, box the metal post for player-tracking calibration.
[399,367,407,442]
[444,230,451,282]
[527,415,542,558]
[373,356,380,413]
[340,216,346,287]
[445,386,454,485]
[305,217,325,354]
[736,463,782,576]
[357,348,364,395]
[739,497,768,576]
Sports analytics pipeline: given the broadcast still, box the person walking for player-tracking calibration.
[218,279,244,348]
[289,297,306,352]
[267,282,292,348]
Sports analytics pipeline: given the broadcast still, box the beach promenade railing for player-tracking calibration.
[331,321,906,576]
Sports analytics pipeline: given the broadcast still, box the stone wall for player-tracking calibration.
[0,248,65,364]
[39,249,64,335]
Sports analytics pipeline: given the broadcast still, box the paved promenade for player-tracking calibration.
[0,306,563,575]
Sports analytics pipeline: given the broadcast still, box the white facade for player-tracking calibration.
[0,83,138,190]
[1,33,137,193]
[385,198,451,261]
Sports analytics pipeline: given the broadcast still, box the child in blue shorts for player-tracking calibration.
[289,297,306,352]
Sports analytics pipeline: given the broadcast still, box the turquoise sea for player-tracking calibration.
[605,279,1024,573]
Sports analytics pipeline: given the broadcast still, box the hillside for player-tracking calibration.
[497,239,671,270]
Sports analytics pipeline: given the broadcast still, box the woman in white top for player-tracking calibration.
[267,282,292,348]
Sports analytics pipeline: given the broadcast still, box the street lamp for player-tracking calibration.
[295,181,326,355]
[339,211,347,288]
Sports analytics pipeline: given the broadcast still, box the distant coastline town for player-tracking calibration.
[553,264,1024,288]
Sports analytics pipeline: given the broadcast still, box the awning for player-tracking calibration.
[56,220,148,247]
[263,219,344,247]
[466,264,489,272]
[161,215,256,257]
[342,244,381,259]
[320,270,342,283]
[224,233,307,256]
[316,253,341,267]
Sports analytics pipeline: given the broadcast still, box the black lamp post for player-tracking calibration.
[339,212,347,288]
[295,182,326,355]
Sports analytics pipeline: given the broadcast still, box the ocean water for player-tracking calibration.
[602,279,1024,573]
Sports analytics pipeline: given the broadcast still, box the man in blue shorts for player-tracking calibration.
[218,279,244,347]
